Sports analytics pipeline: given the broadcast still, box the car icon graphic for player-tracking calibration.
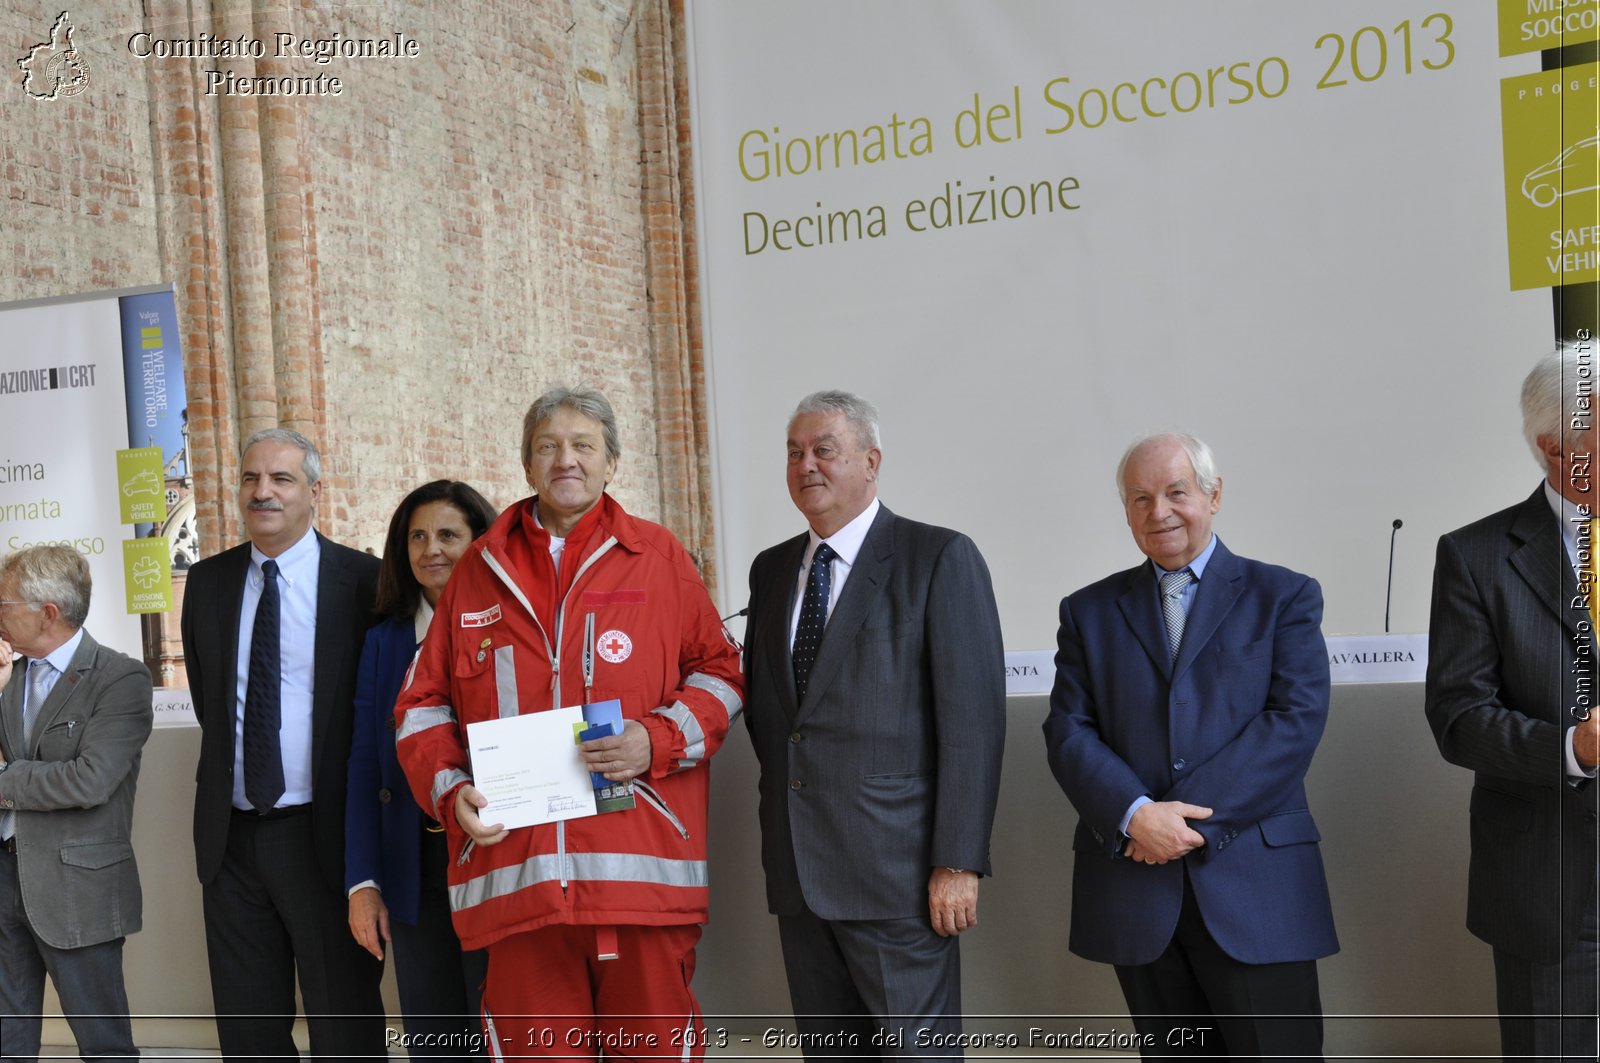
[121,469,162,498]
[1522,132,1600,208]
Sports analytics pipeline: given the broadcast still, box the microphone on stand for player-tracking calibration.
[1385,519,1403,634]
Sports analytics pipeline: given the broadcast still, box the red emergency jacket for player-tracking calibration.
[395,494,744,951]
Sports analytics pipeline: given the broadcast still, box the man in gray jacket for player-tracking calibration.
[0,545,154,1062]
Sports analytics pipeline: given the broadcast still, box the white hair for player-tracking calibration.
[1521,339,1597,468]
[1116,433,1220,502]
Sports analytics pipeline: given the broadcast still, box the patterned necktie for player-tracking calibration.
[792,542,837,701]
[1160,568,1194,663]
[243,559,284,812]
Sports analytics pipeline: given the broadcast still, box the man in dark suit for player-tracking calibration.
[181,427,384,1061]
[745,389,1006,1057]
[0,545,153,1062]
[1426,341,1600,1063]
[1043,432,1337,1061]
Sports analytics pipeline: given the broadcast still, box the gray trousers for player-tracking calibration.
[777,904,962,1060]
[0,847,136,1062]
[1494,884,1600,1063]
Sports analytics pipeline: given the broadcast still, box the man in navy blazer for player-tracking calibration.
[1044,432,1337,1061]
[746,390,1007,1056]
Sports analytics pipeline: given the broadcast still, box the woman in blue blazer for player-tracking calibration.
[345,480,498,1057]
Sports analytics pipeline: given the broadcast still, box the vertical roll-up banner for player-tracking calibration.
[0,285,192,722]
[117,289,190,616]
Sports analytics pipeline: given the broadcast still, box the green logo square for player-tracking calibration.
[1501,62,1600,290]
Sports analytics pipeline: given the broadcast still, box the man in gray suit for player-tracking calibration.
[1426,339,1600,1063]
[0,545,154,1062]
[745,389,1007,1057]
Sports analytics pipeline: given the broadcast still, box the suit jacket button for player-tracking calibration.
[378,788,392,804]
[386,716,397,732]
[1172,759,1186,772]
[1587,812,1597,824]
[790,779,804,791]
[789,732,802,743]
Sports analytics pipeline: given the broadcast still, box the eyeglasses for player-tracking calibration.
[0,601,42,609]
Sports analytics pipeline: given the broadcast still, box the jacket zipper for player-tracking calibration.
[633,780,690,839]
[481,536,621,895]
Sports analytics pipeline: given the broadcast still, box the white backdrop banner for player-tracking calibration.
[687,2,1550,649]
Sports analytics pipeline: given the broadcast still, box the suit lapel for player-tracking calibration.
[0,661,25,761]
[1170,541,1244,681]
[24,633,98,755]
[1116,563,1172,677]
[760,535,808,721]
[1114,539,1244,681]
[216,545,250,743]
[312,535,353,782]
[1508,487,1584,637]
[795,506,894,722]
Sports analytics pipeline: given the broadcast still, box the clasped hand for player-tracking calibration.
[1124,801,1212,865]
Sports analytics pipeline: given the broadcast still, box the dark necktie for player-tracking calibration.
[792,542,837,701]
[243,558,284,812]
[1160,568,1194,662]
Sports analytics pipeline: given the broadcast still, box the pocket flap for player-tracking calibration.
[1469,785,1533,831]
[60,841,133,870]
[1258,809,1320,847]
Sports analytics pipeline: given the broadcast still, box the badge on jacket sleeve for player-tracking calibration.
[461,604,502,628]
[597,629,633,663]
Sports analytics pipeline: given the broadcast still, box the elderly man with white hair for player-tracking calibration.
[0,544,153,1062]
[1044,432,1337,1063]
[1426,339,1600,1063]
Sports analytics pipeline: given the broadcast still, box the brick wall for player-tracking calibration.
[2,0,714,585]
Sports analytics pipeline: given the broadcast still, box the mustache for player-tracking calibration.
[247,500,285,513]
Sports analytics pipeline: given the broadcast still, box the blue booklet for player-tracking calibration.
[576,699,636,814]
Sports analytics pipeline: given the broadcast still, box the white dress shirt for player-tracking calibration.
[787,497,882,644]
[232,526,321,809]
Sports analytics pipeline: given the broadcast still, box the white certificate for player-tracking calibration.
[466,706,596,830]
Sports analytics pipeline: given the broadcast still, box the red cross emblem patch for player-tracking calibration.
[597,629,633,664]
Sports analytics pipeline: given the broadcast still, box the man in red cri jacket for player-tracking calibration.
[396,387,744,1060]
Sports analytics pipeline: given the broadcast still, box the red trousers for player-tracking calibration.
[482,923,704,1062]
